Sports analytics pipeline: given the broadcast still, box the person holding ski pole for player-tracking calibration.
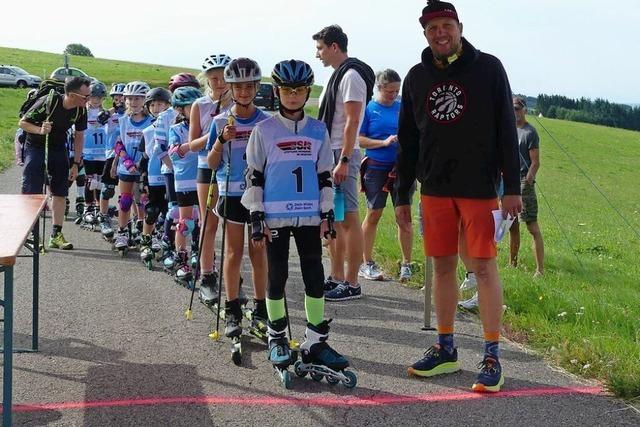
[19,76,90,250]
[206,58,269,340]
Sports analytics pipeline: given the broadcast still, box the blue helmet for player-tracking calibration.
[171,86,202,107]
[271,60,314,88]
[90,81,107,98]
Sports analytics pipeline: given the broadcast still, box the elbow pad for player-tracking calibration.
[318,171,332,189]
[249,169,265,188]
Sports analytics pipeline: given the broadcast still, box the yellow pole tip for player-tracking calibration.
[184,310,193,320]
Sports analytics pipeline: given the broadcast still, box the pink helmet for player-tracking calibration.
[168,73,200,92]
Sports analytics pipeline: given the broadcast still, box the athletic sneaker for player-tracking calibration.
[408,344,460,377]
[459,272,477,291]
[48,232,73,250]
[324,282,361,301]
[324,276,342,292]
[399,263,412,283]
[458,292,479,311]
[472,356,504,393]
[358,261,384,281]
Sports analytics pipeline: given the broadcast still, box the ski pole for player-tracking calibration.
[209,115,235,341]
[40,89,55,253]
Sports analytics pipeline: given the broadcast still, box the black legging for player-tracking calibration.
[266,226,324,300]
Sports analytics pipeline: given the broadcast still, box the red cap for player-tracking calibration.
[419,2,459,27]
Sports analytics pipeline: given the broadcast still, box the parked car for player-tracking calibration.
[0,65,42,88]
[254,82,279,111]
[50,67,96,83]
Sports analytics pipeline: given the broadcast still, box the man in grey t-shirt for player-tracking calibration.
[509,96,544,277]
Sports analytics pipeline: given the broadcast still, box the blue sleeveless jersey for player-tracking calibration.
[116,115,153,176]
[169,122,198,192]
[143,121,165,187]
[105,111,124,159]
[209,109,268,197]
[260,117,325,219]
[154,107,179,174]
[83,107,107,161]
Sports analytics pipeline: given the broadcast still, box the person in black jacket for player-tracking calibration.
[395,1,522,393]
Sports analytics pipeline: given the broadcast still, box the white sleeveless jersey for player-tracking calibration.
[116,115,152,176]
[194,96,231,169]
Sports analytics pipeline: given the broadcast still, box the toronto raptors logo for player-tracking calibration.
[427,82,466,123]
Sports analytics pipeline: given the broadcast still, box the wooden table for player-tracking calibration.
[0,194,46,426]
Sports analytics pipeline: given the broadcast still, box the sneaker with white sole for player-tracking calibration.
[399,263,412,283]
[458,292,479,311]
[325,282,362,301]
[358,261,384,281]
[459,272,477,291]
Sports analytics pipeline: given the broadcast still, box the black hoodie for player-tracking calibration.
[394,38,520,204]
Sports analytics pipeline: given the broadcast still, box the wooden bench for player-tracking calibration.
[0,194,46,426]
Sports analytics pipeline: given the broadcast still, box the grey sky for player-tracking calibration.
[2,0,638,103]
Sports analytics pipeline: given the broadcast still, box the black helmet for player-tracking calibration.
[271,60,314,88]
[145,87,172,107]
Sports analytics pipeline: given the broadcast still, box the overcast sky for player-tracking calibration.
[2,0,639,103]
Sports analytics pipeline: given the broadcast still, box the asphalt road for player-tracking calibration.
[1,164,638,426]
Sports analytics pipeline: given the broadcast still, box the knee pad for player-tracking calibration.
[89,176,101,191]
[76,174,86,187]
[177,218,196,236]
[168,202,180,221]
[145,204,161,225]
[101,185,115,200]
[118,192,134,212]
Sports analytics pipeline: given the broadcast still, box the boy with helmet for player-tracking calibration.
[242,60,354,387]
[138,87,172,268]
[190,54,233,306]
[99,82,127,240]
[206,57,269,342]
[166,86,203,286]
[153,73,201,272]
[112,81,153,255]
[77,81,108,230]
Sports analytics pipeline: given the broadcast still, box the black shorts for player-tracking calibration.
[118,173,140,183]
[147,185,167,212]
[176,190,198,207]
[215,196,249,224]
[164,173,177,204]
[84,160,105,176]
[22,142,69,197]
[101,157,119,186]
[197,168,216,184]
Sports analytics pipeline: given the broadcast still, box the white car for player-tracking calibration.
[0,65,42,88]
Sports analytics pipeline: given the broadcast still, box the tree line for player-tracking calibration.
[537,94,640,131]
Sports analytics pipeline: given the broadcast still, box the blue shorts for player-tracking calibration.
[22,142,69,197]
[333,149,361,213]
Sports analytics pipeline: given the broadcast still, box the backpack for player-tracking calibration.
[18,79,65,118]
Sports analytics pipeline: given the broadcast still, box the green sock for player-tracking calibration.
[305,295,324,326]
[266,297,285,322]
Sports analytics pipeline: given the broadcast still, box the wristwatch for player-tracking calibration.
[340,156,350,164]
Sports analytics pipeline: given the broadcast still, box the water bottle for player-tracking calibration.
[334,185,345,222]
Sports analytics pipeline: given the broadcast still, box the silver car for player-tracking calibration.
[0,65,42,88]
[50,67,96,83]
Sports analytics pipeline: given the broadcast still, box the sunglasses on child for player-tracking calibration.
[279,86,311,96]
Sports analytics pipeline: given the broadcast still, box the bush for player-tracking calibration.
[64,44,93,57]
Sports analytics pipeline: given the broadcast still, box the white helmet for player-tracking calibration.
[224,58,261,83]
[202,54,232,73]
[123,81,150,97]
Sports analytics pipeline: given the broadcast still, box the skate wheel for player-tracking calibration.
[294,361,307,377]
[326,375,339,385]
[342,371,357,389]
[282,370,292,389]
[311,372,323,382]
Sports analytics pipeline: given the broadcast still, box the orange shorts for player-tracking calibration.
[420,195,498,258]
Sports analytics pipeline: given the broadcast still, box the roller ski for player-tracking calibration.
[113,228,129,257]
[78,206,99,231]
[74,197,85,221]
[224,300,244,366]
[99,214,114,241]
[151,234,164,261]
[129,219,143,248]
[161,240,176,275]
[268,318,297,389]
[246,301,269,344]
[198,271,219,308]
[174,251,195,289]
[139,234,154,270]
[293,320,357,388]
[64,198,70,220]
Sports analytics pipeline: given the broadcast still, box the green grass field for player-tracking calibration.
[1,47,638,399]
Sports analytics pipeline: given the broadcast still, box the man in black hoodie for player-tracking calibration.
[396,1,522,393]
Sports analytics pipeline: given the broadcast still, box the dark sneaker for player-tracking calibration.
[324,282,361,301]
[408,344,460,377]
[48,232,73,250]
[323,276,342,292]
[472,356,504,393]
